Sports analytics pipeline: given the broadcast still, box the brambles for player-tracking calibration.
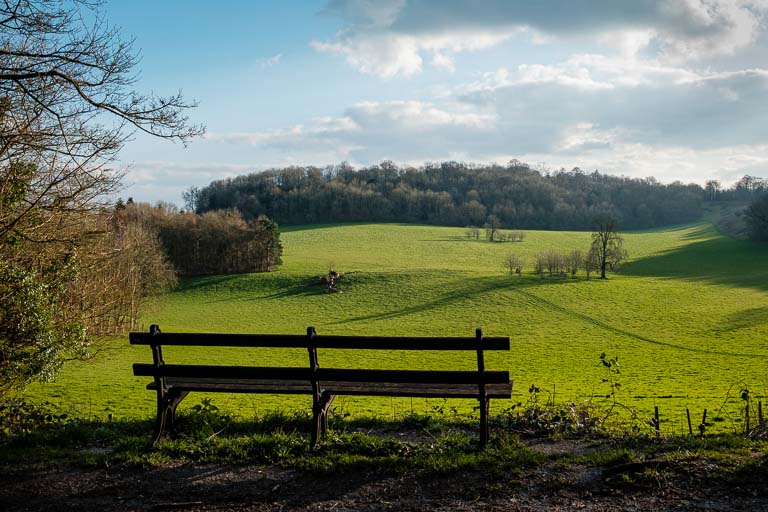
[0,399,69,436]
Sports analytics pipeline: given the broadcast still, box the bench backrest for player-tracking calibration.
[130,326,510,351]
[131,325,510,386]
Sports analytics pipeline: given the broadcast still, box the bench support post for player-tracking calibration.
[307,326,323,450]
[149,324,168,447]
[476,327,489,447]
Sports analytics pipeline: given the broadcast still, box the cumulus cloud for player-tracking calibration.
[199,60,768,181]
[127,161,254,184]
[205,100,497,162]
[121,161,257,205]
[182,2,768,196]
[311,29,512,77]
[450,54,768,149]
[314,0,768,76]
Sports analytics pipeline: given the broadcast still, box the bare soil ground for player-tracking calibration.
[2,437,766,511]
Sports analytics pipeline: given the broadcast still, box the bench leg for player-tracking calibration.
[167,391,189,430]
[152,390,188,447]
[320,393,336,439]
[479,395,490,448]
[311,392,336,450]
[311,404,322,450]
[152,394,169,448]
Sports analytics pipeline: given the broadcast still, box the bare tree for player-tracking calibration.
[705,180,721,201]
[565,250,583,278]
[0,0,203,244]
[484,214,501,242]
[502,254,524,274]
[590,215,628,279]
[0,0,202,393]
[584,247,599,280]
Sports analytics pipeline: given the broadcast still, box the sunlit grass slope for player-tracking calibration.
[27,221,768,432]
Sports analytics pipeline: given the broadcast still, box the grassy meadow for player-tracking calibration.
[24,218,768,433]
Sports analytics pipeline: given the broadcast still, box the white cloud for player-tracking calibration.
[314,0,768,76]
[555,123,627,153]
[311,32,424,77]
[311,29,512,77]
[205,116,360,148]
[127,161,254,184]
[193,60,768,186]
[346,100,495,129]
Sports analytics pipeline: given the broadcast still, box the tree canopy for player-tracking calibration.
[186,161,705,231]
[745,194,768,242]
[0,0,202,394]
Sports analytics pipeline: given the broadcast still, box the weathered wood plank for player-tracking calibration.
[133,363,312,380]
[147,378,512,399]
[129,331,510,351]
[134,363,509,385]
[315,368,510,384]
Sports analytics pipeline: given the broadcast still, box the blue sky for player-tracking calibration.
[107,0,768,204]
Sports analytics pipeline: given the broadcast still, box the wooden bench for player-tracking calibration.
[130,325,512,448]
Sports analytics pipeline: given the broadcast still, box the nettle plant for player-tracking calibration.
[598,353,641,432]
[183,398,232,440]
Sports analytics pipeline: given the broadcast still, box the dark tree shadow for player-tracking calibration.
[713,307,768,333]
[623,235,768,292]
[332,274,532,324]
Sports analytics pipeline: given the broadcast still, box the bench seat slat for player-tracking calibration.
[322,381,512,399]
[148,378,314,395]
[133,363,312,380]
[134,363,509,385]
[129,332,510,351]
[317,368,509,384]
[150,378,512,399]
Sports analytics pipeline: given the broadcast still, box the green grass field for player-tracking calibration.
[24,218,768,433]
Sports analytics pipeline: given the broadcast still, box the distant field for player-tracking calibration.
[25,219,768,433]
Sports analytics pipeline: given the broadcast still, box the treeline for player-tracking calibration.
[746,194,768,241]
[119,202,283,276]
[186,161,705,230]
[705,175,767,201]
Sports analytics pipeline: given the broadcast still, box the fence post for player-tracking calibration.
[686,408,693,436]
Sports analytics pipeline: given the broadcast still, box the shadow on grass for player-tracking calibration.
[331,274,529,324]
[177,274,245,292]
[333,271,765,358]
[509,287,765,359]
[624,235,768,293]
[714,307,768,334]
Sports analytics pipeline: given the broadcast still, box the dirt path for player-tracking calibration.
[2,438,766,511]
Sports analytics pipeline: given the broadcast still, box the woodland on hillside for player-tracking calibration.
[186,162,767,231]
[185,161,711,230]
